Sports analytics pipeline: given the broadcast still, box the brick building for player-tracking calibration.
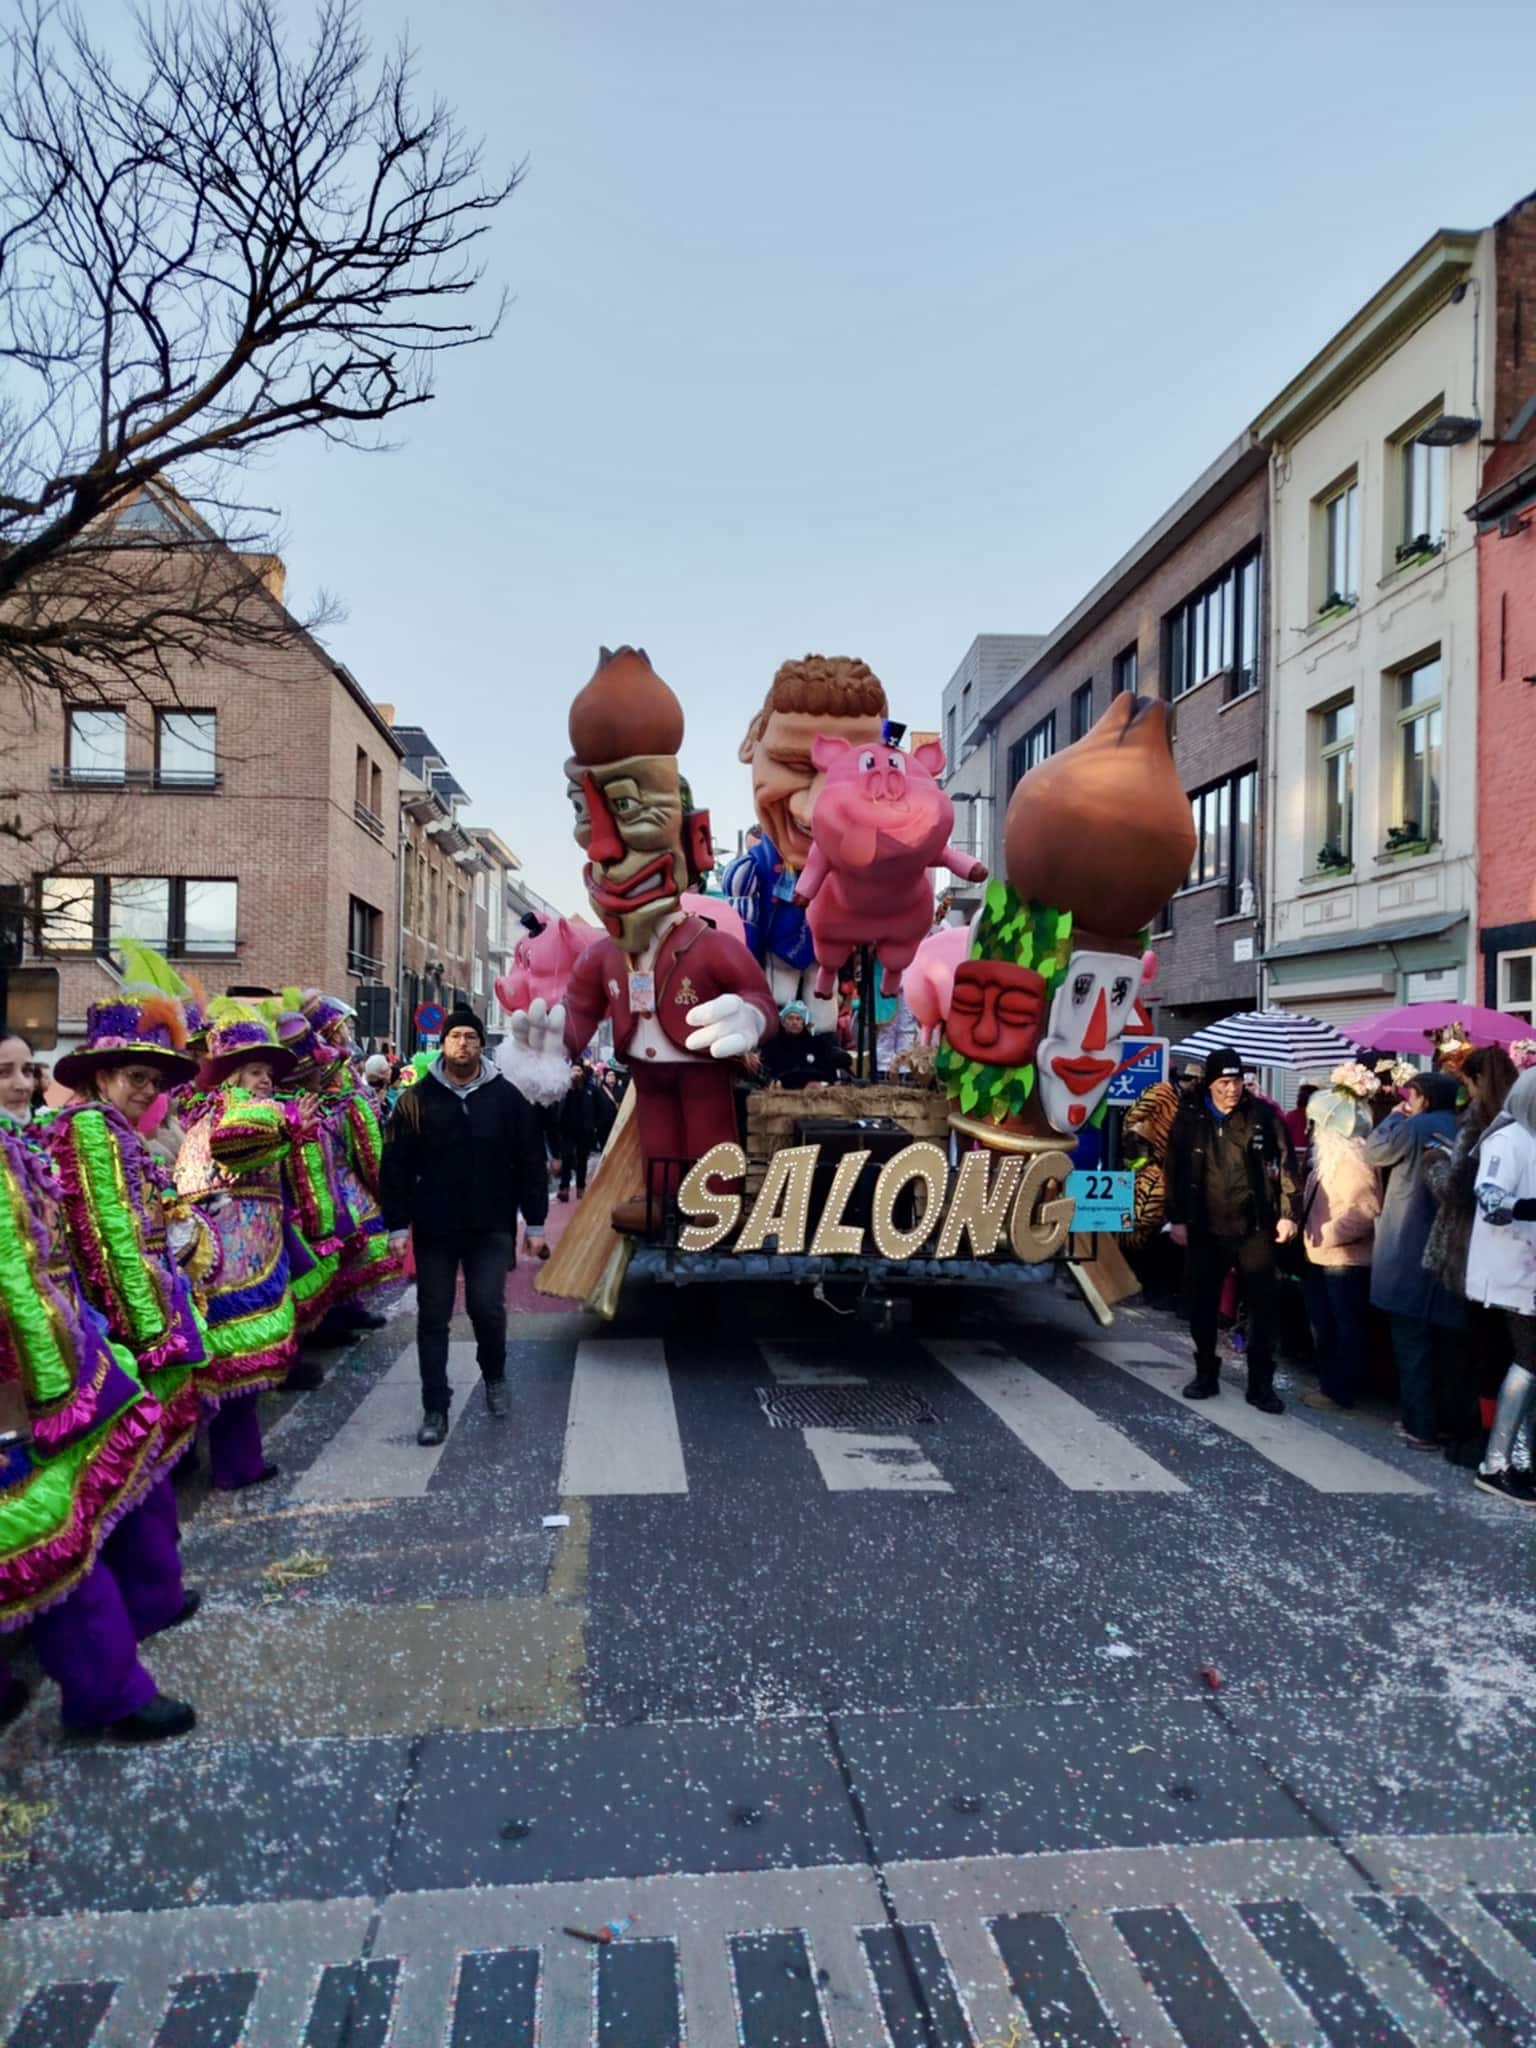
[972,434,1268,1046]
[1469,202,1536,1023]
[4,515,400,1052]
[389,723,484,1050]
[468,827,520,1035]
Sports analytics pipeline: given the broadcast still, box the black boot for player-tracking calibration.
[1183,1371,1220,1400]
[1247,1384,1285,1415]
[103,1693,197,1743]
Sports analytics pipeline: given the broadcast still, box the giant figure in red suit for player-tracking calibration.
[554,646,777,1232]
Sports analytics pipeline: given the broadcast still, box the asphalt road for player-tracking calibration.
[4,1269,1536,2047]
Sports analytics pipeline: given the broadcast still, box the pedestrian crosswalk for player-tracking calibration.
[275,1327,1448,1511]
[6,1837,1536,2045]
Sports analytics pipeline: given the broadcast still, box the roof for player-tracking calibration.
[1253,228,1481,446]
[979,431,1266,734]
[1262,912,1465,963]
[468,826,521,870]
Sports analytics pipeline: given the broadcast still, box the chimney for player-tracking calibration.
[376,703,395,726]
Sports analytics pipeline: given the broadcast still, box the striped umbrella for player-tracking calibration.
[1169,1009,1361,1073]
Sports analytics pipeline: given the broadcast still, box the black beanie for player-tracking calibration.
[442,1004,485,1043]
[1203,1046,1244,1086]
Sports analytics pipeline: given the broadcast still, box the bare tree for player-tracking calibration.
[0,0,519,706]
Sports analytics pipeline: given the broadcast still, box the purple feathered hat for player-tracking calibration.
[196,1006,298,1088]
[54,994,199,1091]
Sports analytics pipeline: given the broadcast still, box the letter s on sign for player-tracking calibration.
[676,1143,749,1252]
[1008,1150,1076,1263]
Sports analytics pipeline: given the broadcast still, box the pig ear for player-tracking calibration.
[811,733,852,772]
[912,740,945,777]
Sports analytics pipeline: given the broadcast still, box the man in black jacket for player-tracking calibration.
[1165,1046,1297,1413]
[381,1006,550,1444]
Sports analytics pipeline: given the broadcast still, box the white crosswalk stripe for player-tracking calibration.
[1085,1340,1433,1495]
[288,1340,480,1503]
[559,1337,688,1497]
[801,1428,953,1493]
[6,1836,1534,2046]
[926,1338,1188,1493]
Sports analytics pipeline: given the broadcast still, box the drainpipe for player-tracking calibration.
[1259,447,1282,1015]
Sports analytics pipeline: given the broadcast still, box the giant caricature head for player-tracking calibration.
[738,654,888,872]
[566,646,714,952]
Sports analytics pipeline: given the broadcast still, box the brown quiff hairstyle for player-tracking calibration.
[738,654,888,761]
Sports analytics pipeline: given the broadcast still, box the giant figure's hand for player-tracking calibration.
[509,998,567,1059]
[685,993,767,1061]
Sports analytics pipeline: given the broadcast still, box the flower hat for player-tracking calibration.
[196,999,299,1088]
[53,937,199,1090]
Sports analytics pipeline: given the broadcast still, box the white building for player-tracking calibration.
[937,633,1044,915]
[1256,227,1492,1037]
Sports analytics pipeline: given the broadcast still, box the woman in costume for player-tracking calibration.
[175,1003,307,1490]
[11,996,207,1739]
[286,991,399,1331]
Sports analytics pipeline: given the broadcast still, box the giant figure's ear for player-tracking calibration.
[811,733,852,772]
[686,808,715,880]
[912,740,946,777]
[738,710,769,765]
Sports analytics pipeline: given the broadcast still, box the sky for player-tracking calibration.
[78,0,1536,908]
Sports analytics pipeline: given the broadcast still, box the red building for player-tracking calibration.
[1470,405,1536,1029]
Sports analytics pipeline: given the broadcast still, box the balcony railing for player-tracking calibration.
[354,799,386,841]
[347,948,385,979]
[49,764,223,792]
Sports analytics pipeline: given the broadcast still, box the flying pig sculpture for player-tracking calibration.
[794,734,987,998]
[494,915,600,1018]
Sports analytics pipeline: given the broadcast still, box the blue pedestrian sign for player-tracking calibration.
[1104,1036,1169,1106]
[1066,1169,1136,1233]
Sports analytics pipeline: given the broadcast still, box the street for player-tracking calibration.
[4,1273,1536,2048]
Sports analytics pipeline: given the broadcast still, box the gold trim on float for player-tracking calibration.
[946,1114,1080,1157]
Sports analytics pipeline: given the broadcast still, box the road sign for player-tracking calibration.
[1066,1169,1136,1233]
[1104,1035,1169,1106]
[414,1000,444,1035]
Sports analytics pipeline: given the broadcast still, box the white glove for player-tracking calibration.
[509,998,567,1058]
[498,999,574,1108]
[685,993,766,1061]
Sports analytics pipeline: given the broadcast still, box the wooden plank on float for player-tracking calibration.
[536,1085,644,1301]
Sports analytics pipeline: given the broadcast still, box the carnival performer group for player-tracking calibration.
[0,951,400,1744]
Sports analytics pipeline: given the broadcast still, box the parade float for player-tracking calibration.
[522,654,1196,1325]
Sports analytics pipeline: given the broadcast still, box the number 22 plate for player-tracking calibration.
[1065,1169,1135,1234]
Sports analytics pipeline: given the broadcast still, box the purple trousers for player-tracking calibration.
[29,1481,185,1729]
[208,1392,266,1490]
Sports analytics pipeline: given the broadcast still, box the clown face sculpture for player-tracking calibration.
[566,647,713,953]
[1035,951,1143,1132]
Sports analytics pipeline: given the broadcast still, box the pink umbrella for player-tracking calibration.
[1349,1001,1532,1052]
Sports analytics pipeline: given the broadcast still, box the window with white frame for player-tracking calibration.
[155,710,217,786]
[1320,478,1360,611]
[1313,698,1355,868]
[1498,950,1535,1024]
[1399,421,1448,560]
[1392,654,1442,847]
[66,707,126,781]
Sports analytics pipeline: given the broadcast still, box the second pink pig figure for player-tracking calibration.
[794,734,987,998]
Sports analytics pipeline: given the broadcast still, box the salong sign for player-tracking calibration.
[675,1140,1079,1262]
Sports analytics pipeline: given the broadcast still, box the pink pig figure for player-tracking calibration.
[903,924,973,1044]
[493,915,599,1017]
[794,734,987,998]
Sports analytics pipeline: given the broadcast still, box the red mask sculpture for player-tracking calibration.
[945,959,1047,1066]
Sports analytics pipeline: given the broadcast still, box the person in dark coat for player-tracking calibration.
[381,1006,549,1444]
[754,1000,852,1089]
[1165,1046,1298,1412]
[557,1063,598,1199]
[1363,1067,1466,1449]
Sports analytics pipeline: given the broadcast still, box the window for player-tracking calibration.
[154,711,217,787]
[355,748,369,806]
[1393,655,1442,847]
[1183,768,1257,914]
[179,880,237,955]
[1165,550,1259,699]
[1401,425,1448,558]
[348,896,383,976]
[1008,712,1055,787]
[1235,553,1260,696]
[473,957,484,998]
[111,877,170,948]
[1112,645,1138,697]
[1498,951,1535,1024]
[961,681,973,732]
[402,852,415,934]
[475,870,487,911]
[945,705,957,768]
[428,865,440,941]
[38,877,235,956]
[1070,682,1094,742]
[66,708,126,782]
[1315,699,1355,866]
[1321,479,1360,609]
[38,876,96,953]
[370,762,383,816]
